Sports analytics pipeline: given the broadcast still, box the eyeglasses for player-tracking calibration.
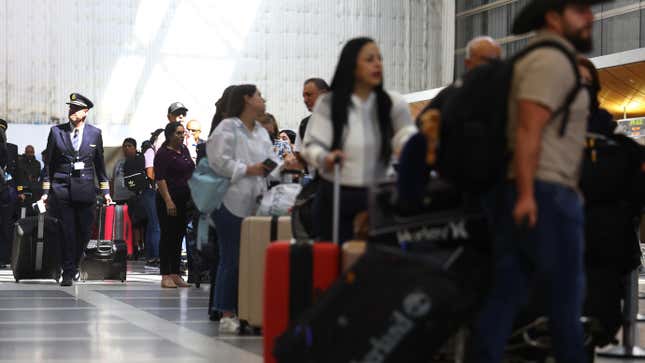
[187,128,201,133]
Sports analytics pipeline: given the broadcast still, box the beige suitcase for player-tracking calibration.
[342,240,366,272]
[238,216,292,328]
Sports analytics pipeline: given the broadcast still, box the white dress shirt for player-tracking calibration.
[302,91,416,187]
[207,117,282,218]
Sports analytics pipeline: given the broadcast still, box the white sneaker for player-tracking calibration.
[219,317,240,335]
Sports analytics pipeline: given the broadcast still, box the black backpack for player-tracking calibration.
[123,153,148,193]
[436,41,581,194]
[141,128,164,156]
[580,132,644,207]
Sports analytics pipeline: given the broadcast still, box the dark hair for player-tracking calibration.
[210,85,237,135]
[304,78,330,92]
[227,84,258,119]
[162,122,184,148]
[280,130,297,144]
[329,37,392,162]
[577,56,601,111]
[122,137,137,148]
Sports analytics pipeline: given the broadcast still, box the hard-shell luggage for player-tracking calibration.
[79,204,127,282]
[263,161,343,363]
[94,204,135,258]
[11,213,62,283]
[238,216,291,329]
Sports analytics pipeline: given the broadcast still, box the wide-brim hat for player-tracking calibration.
[512,0,611,35]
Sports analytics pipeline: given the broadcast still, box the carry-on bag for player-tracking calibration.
[11,213,62,283]
[273,242,490,363]
[239,216,291,329]
[263,160,343,363]
[79,203,127,282]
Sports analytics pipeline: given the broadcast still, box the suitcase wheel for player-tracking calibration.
[14,279,19,283]
[195,281,201,288]
[120,272,126,283]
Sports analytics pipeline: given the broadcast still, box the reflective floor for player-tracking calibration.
[0,262,262,363]
[1,262,645,362]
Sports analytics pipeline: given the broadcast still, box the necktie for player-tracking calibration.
[72,129,80,151]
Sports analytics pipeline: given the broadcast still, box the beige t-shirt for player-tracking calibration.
[507,31,590,189]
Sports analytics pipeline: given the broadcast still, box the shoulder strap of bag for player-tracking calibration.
[512,40,582,137]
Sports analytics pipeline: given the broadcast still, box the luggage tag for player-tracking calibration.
[32,200,47,214]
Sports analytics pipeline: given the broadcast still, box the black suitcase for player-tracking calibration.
[79,204,127,282]
[274,244,490,363]
[11,213,62,283]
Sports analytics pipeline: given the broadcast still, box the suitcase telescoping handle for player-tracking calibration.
[332,156,341,245]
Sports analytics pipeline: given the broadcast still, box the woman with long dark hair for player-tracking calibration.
[209,85,237,136]
[207,84,298,333]
[154,121,195,288]
[302,37,415,243]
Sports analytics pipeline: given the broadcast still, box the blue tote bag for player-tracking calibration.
[188,128,237,214]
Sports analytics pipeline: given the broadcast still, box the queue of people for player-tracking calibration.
[0,2,644,361]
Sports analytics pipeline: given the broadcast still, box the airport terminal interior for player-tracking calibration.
[1,1,645,362]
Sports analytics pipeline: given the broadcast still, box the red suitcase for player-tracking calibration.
[97,204,134,257]
[263,160,343,363]
[263,242,339,363]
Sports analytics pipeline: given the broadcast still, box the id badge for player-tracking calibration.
[73,161,85,170]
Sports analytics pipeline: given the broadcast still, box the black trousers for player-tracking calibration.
[312,180,368,244]
[0,193,16,264]
[156,189,189,275]
[49,193,95,277]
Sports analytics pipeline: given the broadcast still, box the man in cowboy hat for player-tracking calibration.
[468,1,610,362]
[41,93,112,286]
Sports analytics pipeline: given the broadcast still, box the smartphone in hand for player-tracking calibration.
[262,158,278,176]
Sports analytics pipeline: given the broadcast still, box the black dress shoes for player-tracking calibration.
[60,277,73,287]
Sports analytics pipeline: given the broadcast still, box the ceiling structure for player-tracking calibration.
[598,61,645,120]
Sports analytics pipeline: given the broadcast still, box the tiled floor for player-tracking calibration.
[2,262,645,362]
[0,262,262,363]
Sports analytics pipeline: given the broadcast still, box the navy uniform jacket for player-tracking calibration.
[42,123,109,203]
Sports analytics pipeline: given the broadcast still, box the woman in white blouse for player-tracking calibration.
[302,37,416,243]
[206,84,297,334]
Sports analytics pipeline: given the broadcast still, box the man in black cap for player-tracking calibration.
[41,93,112,286]
[150,102,189,150]
[468,1,608,362]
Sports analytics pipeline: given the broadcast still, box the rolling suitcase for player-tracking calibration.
[238,216,291,329]
[79,204,127,282]
[97,204,134,257]
[11,213,62,283]
[273,177,492,363]
[263,161,343,363]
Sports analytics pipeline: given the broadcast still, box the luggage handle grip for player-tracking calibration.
[332,157,341,245]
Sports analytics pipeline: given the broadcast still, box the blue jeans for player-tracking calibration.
[212,205,243,313]
[142,189,160,259]
[470,181,586,363]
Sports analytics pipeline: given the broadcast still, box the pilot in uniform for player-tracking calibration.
[41,93,112,286]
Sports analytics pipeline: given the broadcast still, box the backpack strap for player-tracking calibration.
[512,40,582,137]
